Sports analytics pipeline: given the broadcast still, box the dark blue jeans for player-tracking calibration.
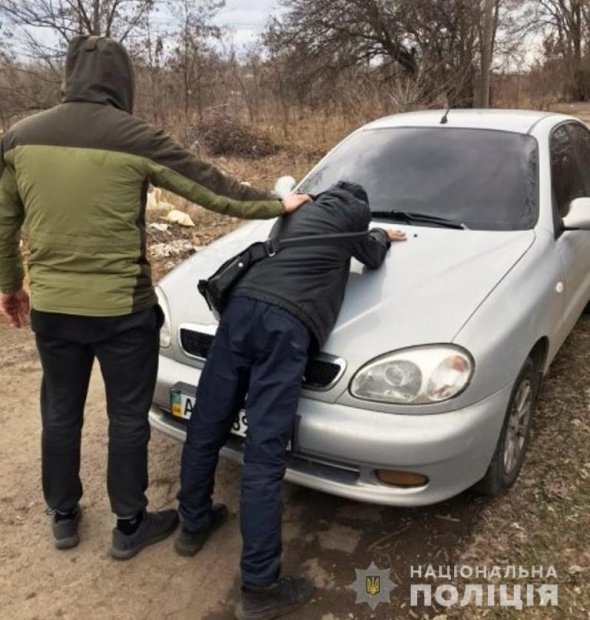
[178,296,309,586]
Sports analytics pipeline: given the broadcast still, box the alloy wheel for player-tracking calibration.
[503,378,533,476]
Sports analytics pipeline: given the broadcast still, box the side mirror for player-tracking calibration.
[274,175,296,199]
[563,197,590,230]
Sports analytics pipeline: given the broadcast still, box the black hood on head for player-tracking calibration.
[62,35,134,113]
[333,181,369,204]
[311,181,370,206]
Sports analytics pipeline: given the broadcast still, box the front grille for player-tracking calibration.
[179,329,214,360]
[179,327,345,390]
[303,357,343,390]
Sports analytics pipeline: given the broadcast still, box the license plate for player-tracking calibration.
[170,386,248,438]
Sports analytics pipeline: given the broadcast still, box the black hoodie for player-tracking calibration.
[233,184,391,349]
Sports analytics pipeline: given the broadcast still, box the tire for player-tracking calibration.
[474,357,540,497]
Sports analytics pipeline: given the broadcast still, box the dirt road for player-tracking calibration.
[0,314,588,620]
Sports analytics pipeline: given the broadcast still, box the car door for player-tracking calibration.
[550,122,590,336]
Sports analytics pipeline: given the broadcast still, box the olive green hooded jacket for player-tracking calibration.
[0,35,284,316]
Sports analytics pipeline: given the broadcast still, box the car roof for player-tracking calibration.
[362,109,578,134]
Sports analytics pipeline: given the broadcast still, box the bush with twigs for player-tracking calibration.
[194,112,280,159]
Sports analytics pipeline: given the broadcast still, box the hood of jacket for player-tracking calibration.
[62,35,134,113]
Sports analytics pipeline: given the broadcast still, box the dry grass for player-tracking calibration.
[551,102,590,124]
[450,317,590,619]
[258,109,378,155]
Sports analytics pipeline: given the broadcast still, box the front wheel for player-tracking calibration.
[475,357,539,497]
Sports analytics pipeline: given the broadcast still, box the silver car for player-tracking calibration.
[150,110,590,506]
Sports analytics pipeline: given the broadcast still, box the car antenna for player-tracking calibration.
[440,107,451,125]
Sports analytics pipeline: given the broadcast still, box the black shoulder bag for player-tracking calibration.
[197,231,369,319]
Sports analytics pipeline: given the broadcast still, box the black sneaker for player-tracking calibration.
[111,509,179,560]
[235,576,314,620]
[49,507,82,550]
[175,503,229,557]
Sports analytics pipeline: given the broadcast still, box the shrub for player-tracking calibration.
[195,112,280,159]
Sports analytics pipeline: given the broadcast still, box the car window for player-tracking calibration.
[567,122,590,195]
[299,127,538,231]
[550,124,585,218]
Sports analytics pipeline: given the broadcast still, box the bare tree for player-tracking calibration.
[0,0,155,49]
[0,0,157,123]
[480,0,498,106]
[165,0,224,122]
[266,0,418,81]
[529,0,590,100]
[264,0,521,108]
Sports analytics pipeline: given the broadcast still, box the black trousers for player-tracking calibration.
[32,307,161,517]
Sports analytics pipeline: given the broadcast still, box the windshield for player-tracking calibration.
[299,127,539,231]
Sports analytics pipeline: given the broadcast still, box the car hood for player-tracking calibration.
[160,221,535,358]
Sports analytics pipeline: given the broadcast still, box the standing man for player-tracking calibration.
[177,182,406,620]
[0,35,308,559]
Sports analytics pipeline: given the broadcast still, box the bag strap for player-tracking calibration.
[265,230,370,256]
[244,230,371,265]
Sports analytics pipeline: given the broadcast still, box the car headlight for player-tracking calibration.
[155,286,172,348]
[350,345,474,405]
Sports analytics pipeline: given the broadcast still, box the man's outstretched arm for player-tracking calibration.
[353,228,406,269]
[133,120,309,218]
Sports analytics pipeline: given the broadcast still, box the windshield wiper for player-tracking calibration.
[372,210,468,230]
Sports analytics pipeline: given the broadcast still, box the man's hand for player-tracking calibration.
[282,193,312,213]
[0,288,30,328]
[387,229,407,242]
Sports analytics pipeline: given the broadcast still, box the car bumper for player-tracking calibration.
[150,354,512,506]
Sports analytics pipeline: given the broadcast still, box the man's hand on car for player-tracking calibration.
[282,193,312,213]
[0,288,30,328]
[388,229,407,241]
